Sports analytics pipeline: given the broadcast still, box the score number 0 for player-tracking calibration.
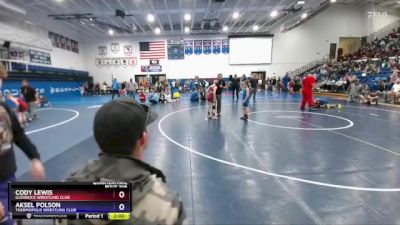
[118,191,126,211]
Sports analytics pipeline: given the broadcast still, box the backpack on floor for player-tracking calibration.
[190,92,199,102]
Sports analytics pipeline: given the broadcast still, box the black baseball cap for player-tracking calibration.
[94,99,158,155]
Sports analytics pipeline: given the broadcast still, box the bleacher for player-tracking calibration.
[2,61,91,82]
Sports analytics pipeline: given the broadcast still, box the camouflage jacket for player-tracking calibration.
[63,154,185,225]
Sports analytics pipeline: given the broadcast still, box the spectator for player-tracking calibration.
[216,73,226,117]
[0,63,45,225]
[65,99,185,225]
[250,74,258,102]
[127,79,137,100]
[111,78,120,100]
[347,79,361,103]
[388,79,400,103]
[231,74,240,101]
[20,80,38,121]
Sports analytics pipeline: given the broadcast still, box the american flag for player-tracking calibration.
[139,41,165,59]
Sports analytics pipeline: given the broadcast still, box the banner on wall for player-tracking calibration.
[113,58,120,67]
[128,58,137,67]
[95,57,137,68]
[111,43,120,53]
[29,49,51,65]
[167,40,184,60]
[98,46,107,56]
[2,81,82,99]
[194,40,202,55]
[104,58,112,67]
[10,51,25,60]
[184,40,193,55]
[202,40,212,55]
[124,45,132,56]
[222,39,229,54]
[212,40,221,54]
[141,65,162,73]
[121,58,128,67]
[95,58,103,67]
[150,59,159,65]
[48,31,79,53]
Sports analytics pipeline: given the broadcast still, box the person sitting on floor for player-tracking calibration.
[388,79,400,103]
[37,95,50,108]
[313,98,342,109]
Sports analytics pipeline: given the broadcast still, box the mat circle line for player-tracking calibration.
[158,105,400,192]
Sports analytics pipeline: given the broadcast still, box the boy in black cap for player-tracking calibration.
[65,99,185,225]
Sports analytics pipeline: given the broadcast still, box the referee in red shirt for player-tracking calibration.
[301,73,317,111]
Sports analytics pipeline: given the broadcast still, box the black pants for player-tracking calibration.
[252,88,257,101]
[111,90,120,100]
[232,85,240,99]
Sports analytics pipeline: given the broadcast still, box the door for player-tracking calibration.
[329,43,337,59]
[151,74,166,84]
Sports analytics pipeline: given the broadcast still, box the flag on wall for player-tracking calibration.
[139,41,165,59]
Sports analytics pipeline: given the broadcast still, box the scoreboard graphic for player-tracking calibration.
[8,182,131,220]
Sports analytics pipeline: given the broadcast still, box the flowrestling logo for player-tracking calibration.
[367,11,387,18]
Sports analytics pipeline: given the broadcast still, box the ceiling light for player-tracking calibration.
[301,13,308,19]
[222,26,229,32]
[184,13,191,21]
[232,12,240,19]
[55,0,63,2]
[296,0,306,4]
[89,17,93,21]
[184,26,190,33]
[330,0,337,2]
[108,29,114,35]
[154,27,161,34]
[147,14,155,23]
[270,10,278,18]
[252,25,259,31]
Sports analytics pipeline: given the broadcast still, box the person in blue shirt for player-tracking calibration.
[282,73,290,92]
[240,80,252,121]
[111,78,120,100]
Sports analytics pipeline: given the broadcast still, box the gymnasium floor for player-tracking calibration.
[16,92,400,225]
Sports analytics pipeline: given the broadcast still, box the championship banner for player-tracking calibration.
[111,43,120,54]
[98,46,107,56]
[49,31,79,53]
[113,58,121,67]
[65,38,71,51]
[222,39,229,54]
[121,58,128,67]
[95,58,136,68]
[167,40,184,60]
[104,58,112,67]
[194,40,202,55]
[124,45,132,56]
[202,40,212,55]
[95,58,103,67]
[212,40,221,55]
[184,40,194,55]
[128,58,137,67]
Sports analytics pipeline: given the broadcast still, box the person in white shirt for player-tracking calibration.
[389,79,400,103]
